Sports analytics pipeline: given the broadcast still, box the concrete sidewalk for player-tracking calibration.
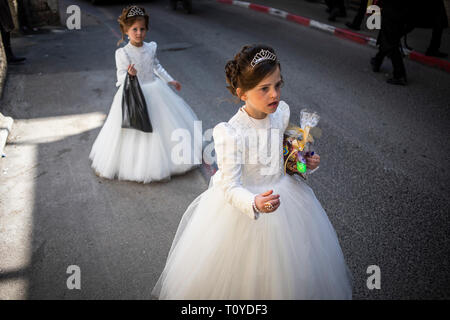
[0,0,210,299]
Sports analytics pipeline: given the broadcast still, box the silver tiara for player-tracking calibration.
[126,6,145,18]
[250,49,277,68]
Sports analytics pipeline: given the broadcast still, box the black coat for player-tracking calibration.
[404,0,448,29]
[0,0,15,32]
[377,0,409,48]
[378,0,448,29]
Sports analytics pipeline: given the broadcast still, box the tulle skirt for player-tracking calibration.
[89,78,201,183]
[152,174,353,299]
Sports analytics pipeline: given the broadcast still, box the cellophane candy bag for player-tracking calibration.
[283,109,320,179]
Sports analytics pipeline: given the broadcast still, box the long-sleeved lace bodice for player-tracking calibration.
[115,41,174,87]
[211,101,291,220]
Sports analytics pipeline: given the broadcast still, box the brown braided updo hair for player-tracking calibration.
[117,5,149,46]
[225,45,281,98]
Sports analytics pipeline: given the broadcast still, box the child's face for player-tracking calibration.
[126,18,147,45]
[239,66,282,116]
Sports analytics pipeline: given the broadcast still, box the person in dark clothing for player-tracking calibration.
[0,0,26,64]
[423,0,448,58]
[427,27,448,58]
[402,0,448,58]
[370,0,408,85]
[17,0,32,34]
[345,0,369,31]
[325,0,347,22]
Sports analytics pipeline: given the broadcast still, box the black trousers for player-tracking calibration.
[373,4,408,79]
[428,27,444,52]
[374,47,406,78]
[374,27,406,79]
[17,0,31,30]
[351,0,369,27]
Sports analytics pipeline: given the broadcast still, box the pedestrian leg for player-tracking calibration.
[426,27,448,57]
[346,0,368,30]
[0,23,25,64]
[387,47,407,85]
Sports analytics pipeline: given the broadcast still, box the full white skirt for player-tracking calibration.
[152,174,353,299]
[89,78,201,183]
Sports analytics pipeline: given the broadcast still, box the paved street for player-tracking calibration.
[0,0,449,299]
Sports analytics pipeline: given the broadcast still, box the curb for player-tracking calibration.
[0,112,13,157]
[0,32,13,159]
[217,0,450,74]
[0,33,7,100]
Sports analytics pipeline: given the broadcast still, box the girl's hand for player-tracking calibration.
[169,81,182,91]
[305,153,320,170]
[254,190,280,214]
[128,64,137,76]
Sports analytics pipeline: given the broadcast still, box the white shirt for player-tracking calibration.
[211,101,290,220]
[115,41,174,87]
[212,101,320,220]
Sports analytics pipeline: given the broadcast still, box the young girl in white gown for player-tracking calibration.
[152,45,352,299]
[89,6,200,183]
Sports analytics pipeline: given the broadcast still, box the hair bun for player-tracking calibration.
[225,60,240,96]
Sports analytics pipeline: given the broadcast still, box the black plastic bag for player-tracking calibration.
[121,73,153,132]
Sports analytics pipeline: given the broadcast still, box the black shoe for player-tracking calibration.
[7,55,26,64]
[345,21,360,31]
[425,50,448,58]
[387,76,407,85]
[370,57,381,72]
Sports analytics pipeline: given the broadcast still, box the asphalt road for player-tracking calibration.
[0,0,449,299]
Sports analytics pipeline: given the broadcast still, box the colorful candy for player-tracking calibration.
[296,161,307,173]
[283,109,320,178]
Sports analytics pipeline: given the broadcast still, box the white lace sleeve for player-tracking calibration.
[151,42,174,83]
[213,123,258,220]
[115,48,129,87]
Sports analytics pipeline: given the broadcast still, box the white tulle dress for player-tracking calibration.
[152,101,353,299]
[89,41,201,183]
